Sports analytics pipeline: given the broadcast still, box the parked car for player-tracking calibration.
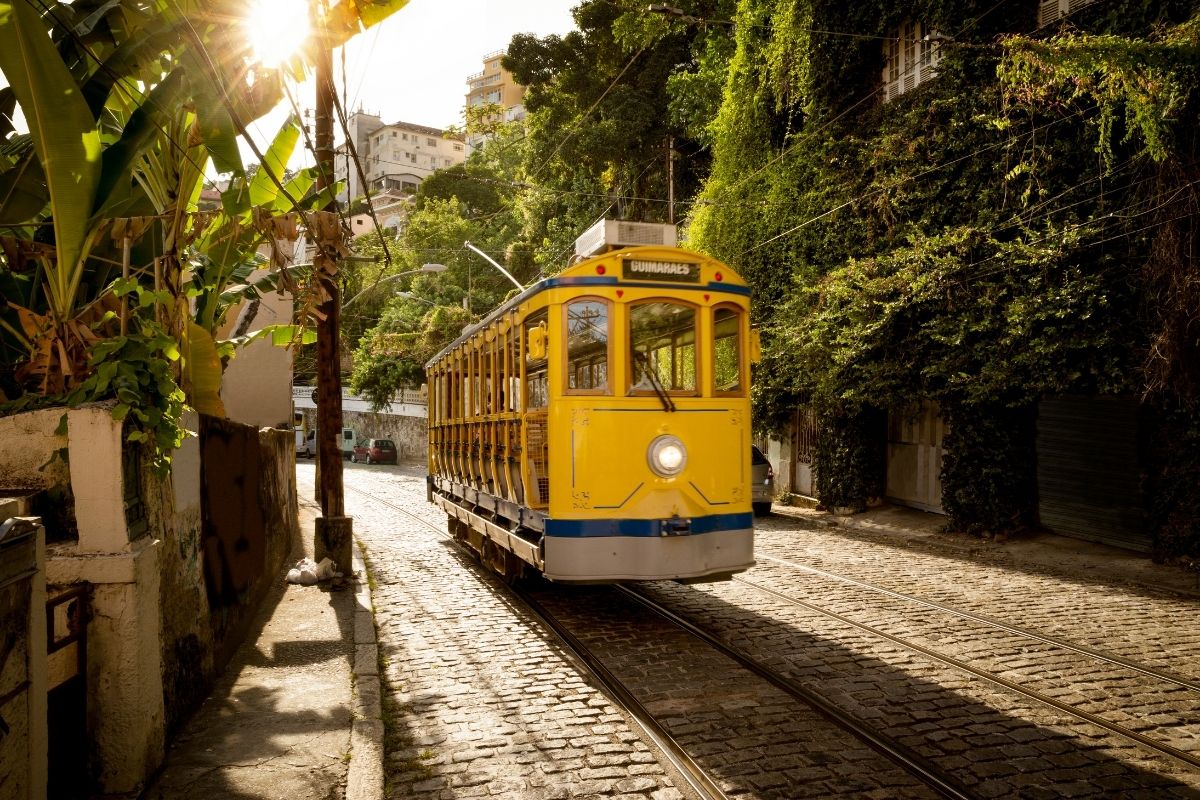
[296,427,357,459]
[751,445,774,516]
[351,438,398,465]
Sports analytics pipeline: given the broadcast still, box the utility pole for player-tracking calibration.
[667,135,675,225]
[312,4,352,577]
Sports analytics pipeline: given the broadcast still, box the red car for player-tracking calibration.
[351,438,398,465]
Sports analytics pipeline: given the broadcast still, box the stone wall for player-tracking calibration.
[298,407,428,463]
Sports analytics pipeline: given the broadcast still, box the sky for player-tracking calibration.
[243,0,580,169]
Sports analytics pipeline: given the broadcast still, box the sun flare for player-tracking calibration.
[244,0,312,68]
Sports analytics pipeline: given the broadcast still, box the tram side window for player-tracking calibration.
[628,301,696,393]
[566,299,609,393]
[524,309,548,410]
[713,305,743,394]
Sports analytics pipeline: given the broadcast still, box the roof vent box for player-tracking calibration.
[574,220,677,258]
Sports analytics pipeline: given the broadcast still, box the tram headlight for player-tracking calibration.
[647,435,687,477]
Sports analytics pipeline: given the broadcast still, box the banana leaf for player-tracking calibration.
[0,0,103,314]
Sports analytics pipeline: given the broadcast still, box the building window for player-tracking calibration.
[402,181,418,193]
[882,20,941,102]
[1038,0,1096,27]
[426,137,436,147]
[453,143,463,152]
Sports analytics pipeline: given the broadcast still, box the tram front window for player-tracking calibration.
[713,305,743,394]
[566,299,609,392]
[628,301,696,393]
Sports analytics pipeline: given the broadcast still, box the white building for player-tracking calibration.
[334,111,468,205]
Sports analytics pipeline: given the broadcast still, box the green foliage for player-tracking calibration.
[940,402,1038,537]
[813,405,885,510]
[350,304,472,410]
[505,0,733,268]
[689,1,1200,551]
[1000,15,1200,169]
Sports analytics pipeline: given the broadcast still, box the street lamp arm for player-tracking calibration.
[464,241,524,291]
[343,264,446,309]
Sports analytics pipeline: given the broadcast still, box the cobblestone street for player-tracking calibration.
[304,462,1200,799]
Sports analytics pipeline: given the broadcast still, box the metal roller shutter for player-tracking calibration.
[1036,395,1148,551]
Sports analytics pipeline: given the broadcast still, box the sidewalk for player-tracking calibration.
[770,501,1200,598]
[143,498,382,800]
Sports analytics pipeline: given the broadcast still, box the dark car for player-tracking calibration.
[351,438,398,465]
[751,445,774,516]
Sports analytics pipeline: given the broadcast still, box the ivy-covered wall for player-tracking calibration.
[688,1,1200,557]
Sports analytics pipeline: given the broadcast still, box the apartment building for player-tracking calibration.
[464,50,527,145]
[334,111,468,204]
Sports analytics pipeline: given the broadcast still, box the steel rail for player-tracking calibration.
[516,588,731,800]
[734,574,1200,771]
[756,552,1200,693]
[616,585,975,800]
[344,483,730,800]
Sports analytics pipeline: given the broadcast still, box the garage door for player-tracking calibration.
[1036,395,1148,551]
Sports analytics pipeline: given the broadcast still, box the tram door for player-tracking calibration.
[522,310,550,507]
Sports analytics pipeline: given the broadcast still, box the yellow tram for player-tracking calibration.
[425,234,757,582]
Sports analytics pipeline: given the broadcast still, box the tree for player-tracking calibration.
[503,0,735,269]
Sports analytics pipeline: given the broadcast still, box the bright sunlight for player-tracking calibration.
[243,0,312,67]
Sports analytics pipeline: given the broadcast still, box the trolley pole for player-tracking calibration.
[312,12,353,577]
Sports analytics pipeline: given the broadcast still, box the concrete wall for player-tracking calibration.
[200,416,298,670]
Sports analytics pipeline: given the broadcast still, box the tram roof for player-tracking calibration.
[425,245,748,368]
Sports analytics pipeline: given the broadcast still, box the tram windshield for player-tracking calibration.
[566,299,609,392]
[713,305,743,394]
[628,301,696,394]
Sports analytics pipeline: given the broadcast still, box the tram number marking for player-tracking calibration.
[572,490,592,510]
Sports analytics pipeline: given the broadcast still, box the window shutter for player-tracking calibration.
[1039,0,1095,27]
[1038,0,1061,26]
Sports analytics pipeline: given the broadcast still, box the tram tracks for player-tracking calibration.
[738,548,1200,769]
[347,484,733,799]
[728,572,1200,772]
[348,478,1200,795]
[348,483,960,798]
[755,552,1200,693]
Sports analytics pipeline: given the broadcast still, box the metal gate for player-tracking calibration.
[791,408,817,498]
[1036,395,1147,551]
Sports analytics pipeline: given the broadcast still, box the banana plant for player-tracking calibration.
[0,0,413,462]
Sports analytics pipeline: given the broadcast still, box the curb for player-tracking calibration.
[346,541,384,800]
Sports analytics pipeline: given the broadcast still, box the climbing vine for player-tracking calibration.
[689,0,1200,550]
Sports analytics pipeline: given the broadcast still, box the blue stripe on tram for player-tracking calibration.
[544,512,753,538]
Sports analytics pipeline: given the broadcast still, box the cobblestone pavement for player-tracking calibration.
[327,462,686,800]
[329,462,1200,798]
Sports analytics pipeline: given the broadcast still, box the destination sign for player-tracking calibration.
[622,259,701,283]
